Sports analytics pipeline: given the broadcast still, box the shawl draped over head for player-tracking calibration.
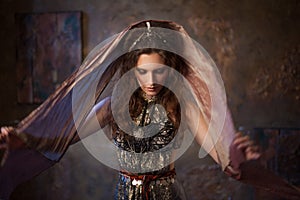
[0,20,299,199]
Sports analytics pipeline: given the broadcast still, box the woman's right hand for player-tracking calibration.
[0,126,13,166]
[0,126,25,166]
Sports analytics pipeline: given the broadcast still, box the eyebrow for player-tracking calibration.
[135,65,167,70]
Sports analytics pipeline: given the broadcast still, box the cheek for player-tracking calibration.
[156,73,169,84]
[134,73,145,85]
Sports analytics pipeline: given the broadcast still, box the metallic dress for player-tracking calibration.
[113,96,186,200]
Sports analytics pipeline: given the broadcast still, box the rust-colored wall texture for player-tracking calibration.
[0,0,299,199]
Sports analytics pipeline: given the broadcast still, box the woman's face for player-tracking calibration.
[135,53,169,98]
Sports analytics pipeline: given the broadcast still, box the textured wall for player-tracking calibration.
[1,0,299,127]
[0,0,300,127]
[0,0,299,199]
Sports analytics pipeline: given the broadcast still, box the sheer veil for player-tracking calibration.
[12,20,234,169]
[0,20,299,199]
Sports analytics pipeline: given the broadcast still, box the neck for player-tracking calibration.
[141,91,157,103]
[144,94,156,100]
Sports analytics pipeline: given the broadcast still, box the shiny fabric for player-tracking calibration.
[113,94,180,173]
[113,93,186,199]
[1,20,300,199]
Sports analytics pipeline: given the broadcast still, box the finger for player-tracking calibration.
[245,151,261,160]
[1,126,13,133]
[245,146,261,158]
[0,133,8,143]
[1,127,8,135]
[233,135,251,145]
[237,140,254,150]
[0,147,9,167]
[247,145,260,153]
[245,146,258,154]
[235,132,243,137]
[1,127,14,142]
[248,153,261,160]
[234,132,244,141]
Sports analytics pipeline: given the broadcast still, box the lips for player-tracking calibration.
[142,84,162,95]
[145,85,158,91]
[145,87,156,92]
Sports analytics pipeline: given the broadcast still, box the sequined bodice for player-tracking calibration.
[113,97,179,173]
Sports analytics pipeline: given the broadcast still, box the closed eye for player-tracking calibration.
[154,68,166,74]
[136,68,147,75]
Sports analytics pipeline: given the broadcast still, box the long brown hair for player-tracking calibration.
[109,48,189,130]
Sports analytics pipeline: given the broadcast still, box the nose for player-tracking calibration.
[146,72,156,85]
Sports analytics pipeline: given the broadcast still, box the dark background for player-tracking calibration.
[0,0,299,199]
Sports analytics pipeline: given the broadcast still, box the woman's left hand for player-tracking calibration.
[228,132,261,178]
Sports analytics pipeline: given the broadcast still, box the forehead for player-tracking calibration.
[136,53,165,67]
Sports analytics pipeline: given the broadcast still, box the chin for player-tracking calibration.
[144,91,158,97]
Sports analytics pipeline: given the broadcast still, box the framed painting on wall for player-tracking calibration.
[15,11,82,104]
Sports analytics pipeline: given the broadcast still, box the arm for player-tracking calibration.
[185,102,260,178]
[72,96,112,143]
[0,97,112,156]
[185,102,220,164]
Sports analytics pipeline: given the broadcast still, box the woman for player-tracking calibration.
[0,20,298,199]
[81,47,242,199]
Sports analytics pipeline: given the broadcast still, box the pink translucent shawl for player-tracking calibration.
[0,20,299,199]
